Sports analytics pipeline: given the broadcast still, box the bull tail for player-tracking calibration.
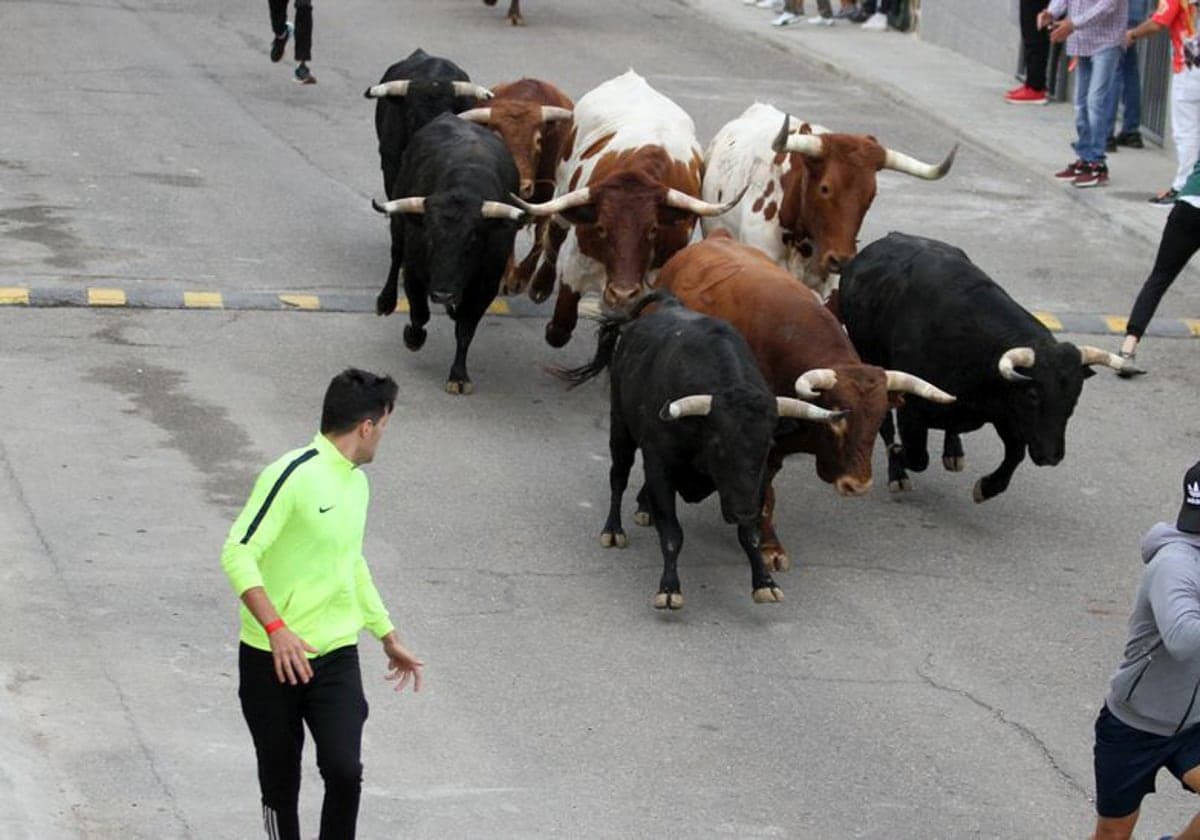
[551,290,674,389]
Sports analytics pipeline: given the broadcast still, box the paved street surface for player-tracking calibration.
[3,0,1200,838]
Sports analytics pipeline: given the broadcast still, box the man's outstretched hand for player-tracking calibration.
[382,634,424,694]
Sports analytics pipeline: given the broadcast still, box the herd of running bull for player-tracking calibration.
[363,48,1142,609]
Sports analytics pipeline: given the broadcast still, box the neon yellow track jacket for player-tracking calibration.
[221,433,395,655]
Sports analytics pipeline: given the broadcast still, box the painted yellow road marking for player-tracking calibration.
[88,288,126,306]
[184,291,223,309]
[1186,319,1200,337]
[487,299,510,315]
[0,287,29,305]
[279,294,320,310]
[393,299,410,314]
[1104,315,1128,334]
[1033,311,1062,331]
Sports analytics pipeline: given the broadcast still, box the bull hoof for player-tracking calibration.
[545,322,572,348]
[403,325,426,351]
[752,586,784,604]
[943,456,965,472]
[653,591,684,610]
[972,479,990,504]
[888,478,913,493]
[633,510,652,527]
[508,13,524,25]
[528,279,552,304]
[763,545,791,573]
[445,379,474,395]
[376,294,397,316]
[600,530,628,548]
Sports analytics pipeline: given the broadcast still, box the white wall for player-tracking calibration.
[919,0,1021,79]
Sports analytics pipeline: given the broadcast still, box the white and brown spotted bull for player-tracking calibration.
[701,102,957,299]
[457,78,574,295]
[516,70,742,348]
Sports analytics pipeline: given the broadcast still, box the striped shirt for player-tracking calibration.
[1047,0,1129,54]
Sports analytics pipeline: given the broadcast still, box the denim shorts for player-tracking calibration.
[1094,704,1200,818]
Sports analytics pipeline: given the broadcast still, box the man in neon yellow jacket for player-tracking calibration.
[221,368,423,840]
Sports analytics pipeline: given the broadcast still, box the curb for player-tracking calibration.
[0,285,1197,338]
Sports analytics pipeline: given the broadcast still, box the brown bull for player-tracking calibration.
[656,230,955,571]
[458,78,574,295]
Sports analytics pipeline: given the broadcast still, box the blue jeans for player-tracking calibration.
[1075,45,1122,163]
[1108,0,1149,137]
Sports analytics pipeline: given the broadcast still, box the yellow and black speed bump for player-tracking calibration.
[1,286,1199,338]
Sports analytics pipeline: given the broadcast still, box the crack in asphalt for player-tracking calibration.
[917,652,1091,801]
[0,439,198,838]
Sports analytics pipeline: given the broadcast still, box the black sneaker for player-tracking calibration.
[270,22,292,63]
[294,63,316,85]
[1149,188,1179,205]
[1106,135,1118,153]
[1116,131,1144,149]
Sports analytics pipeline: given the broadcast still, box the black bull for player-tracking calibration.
[372,114,526,395]
[365,48,492,200]
[835,232,1131,502]
[556,291,844,609]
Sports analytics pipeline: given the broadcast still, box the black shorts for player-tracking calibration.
[1094,704,1200,818]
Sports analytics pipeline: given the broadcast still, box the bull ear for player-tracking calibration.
[559,204,599,226]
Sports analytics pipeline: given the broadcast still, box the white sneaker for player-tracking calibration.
[755,0,784,9]
[807,14,834,24]
[770,10,801,24]
[860,11,887,29]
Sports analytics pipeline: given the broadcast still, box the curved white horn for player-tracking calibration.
[783,133,826,159]
[664,185,747,217]
[777,397,847,424]
[882,143,958,180]
[510,187,593,217]
[660,395,713,421]
[458,107,493,125]
[997,347,1036,382]
[794,369,838,399]
[452,82,494,100]
[372,196,426,215]
[885,371,956,404]
[1078,345,1127,371]
[364,80,410,99]
[481,201,526,221]
[540,106,574,123]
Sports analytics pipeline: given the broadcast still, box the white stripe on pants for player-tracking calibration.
[1171,71,1200,191]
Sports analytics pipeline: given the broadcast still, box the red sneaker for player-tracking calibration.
[1005,85,1048,104]
[1054,159,1085,179]
[1005,83,1027,97]
[1072,162,1109,188]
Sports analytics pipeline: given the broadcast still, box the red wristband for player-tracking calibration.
[264,619,286,635]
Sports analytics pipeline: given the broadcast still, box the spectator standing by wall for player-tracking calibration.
[1106,0,1151,147]
[1039,0,1129,187]
[1009,0,1053,103]
[1127,0,1200,204]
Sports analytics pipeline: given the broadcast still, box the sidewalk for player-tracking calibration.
[686,0,1180,252]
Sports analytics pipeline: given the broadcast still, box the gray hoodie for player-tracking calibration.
[1105,523,1200,736]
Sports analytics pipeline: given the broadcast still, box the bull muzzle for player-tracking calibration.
[604,284,644,309]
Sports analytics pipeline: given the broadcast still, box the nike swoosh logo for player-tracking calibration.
[319,506,334,514]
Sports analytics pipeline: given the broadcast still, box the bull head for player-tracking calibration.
[459,104,574,198]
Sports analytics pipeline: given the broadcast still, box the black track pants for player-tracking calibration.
[268,0,312,62]
[239,644,368,840]
[1020,0,1051,92]
[1126,201,1200,338]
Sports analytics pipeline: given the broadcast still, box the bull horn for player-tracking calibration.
[510,187,593,217]
[794,369,838,399]
[458,107,493,124]
[998,347,1035,382]
[364,80,410,99]
[451,81,494,100]
[777,397,847,424]
[663,184,747,217]
[372,196,426,215]
[481,201,526,221]
[1078,345,1128,371]
[885,371,956,404]
[882,143,958,180]
[771,115,825,158]
[540,106,574,123]
[659,395,713,421]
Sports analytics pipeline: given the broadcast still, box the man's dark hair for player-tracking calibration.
[321,368,399,434]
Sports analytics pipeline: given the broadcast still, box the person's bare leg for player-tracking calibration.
[1090,809,1138,840]
[1170,765,1200,839]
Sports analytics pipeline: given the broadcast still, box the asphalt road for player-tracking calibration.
[3,0,1200,838]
